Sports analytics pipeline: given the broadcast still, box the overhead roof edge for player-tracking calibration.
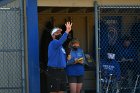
[38,0,94,7]
[38,0,140,7]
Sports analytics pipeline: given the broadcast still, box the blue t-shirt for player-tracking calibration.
[47,32,68,68]
[66,48,85,76]
[100,59,121,80]
[116,45,137,61]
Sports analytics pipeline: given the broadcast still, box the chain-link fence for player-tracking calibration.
[0,0,25,93]
[95,2,140,93]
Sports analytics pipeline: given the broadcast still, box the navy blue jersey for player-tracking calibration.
[100,59,121,80]
[47,32,68,68]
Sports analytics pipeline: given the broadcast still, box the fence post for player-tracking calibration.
[94,1,100,93]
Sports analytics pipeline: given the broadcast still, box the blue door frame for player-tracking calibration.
[26,0,40,93]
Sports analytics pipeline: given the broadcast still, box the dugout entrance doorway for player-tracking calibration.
[38,7,96,93]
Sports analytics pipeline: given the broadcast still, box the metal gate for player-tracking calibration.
[0,0,25,93]
[95,1,140,93]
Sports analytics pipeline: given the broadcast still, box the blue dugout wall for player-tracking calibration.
[26,0,40,93]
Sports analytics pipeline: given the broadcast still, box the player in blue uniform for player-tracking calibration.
[47,22,72,93]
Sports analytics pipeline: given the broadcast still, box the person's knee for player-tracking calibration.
[76,83,83,93]
[69,83,77,93]
[58,91,64,93]
[76,89,81,93]
[70,88,76,93]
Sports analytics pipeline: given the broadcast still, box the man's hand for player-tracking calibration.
[65,22,72,33]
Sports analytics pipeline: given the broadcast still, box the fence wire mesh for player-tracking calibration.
[0,0,24,93]
[98,6,140,93]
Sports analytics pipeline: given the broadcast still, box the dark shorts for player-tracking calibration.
[68,75,84,83]
[46,67,67,92]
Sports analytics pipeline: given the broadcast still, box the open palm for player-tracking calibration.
[65,22,72,33]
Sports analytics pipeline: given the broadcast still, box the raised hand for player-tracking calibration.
[65,22,72,33]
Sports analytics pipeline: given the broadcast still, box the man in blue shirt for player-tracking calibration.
[47,22,72,93]
[116,36,138,90]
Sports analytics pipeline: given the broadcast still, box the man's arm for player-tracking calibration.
[55,22,73,47]
[58,22,72,43]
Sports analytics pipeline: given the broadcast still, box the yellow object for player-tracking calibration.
[78,58,83,61]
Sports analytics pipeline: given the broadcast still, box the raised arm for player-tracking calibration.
[54,22,73,47]
[58,22,72,44]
